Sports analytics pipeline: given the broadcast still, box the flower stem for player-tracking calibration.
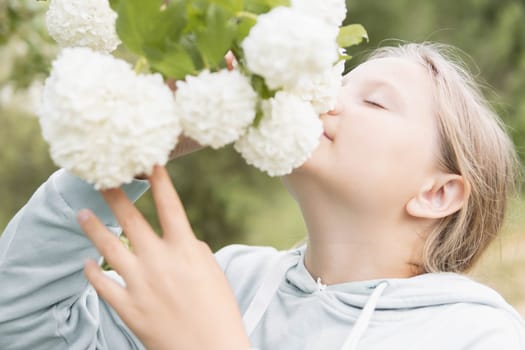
[236,11,258,21]
[134,57,149,74]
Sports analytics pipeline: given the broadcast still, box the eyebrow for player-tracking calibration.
[343,75,401,94]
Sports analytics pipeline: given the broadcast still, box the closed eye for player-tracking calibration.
[364,100,386,109]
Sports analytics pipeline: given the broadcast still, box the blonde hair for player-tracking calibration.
[368,43,521,273]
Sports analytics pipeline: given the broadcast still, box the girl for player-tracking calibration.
[0,43,524,350]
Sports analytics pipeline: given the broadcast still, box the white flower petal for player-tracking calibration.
[46,0,121,53]
[176,70,257,149]
[289,60,345,114]
[291,0,347,27]
[242,7,338,90]
[235,92,323,176]
[39,48,181,189]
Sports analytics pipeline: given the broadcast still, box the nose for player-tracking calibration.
[320,108,340,122]
[326,109,337,116]
[321,108,339,121]
[325,105,341,117]
[326,97,343,116]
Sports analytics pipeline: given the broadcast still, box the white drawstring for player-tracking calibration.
[242,251,389,350]
[316,277,327,292]
[242,251,300,336]
[339,281,389,350]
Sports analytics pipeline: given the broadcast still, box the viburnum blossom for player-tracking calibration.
[38,0,365,183]
[46,0,121,53]
[242,6,339,90]
[289,60,345,114]
[175,69,257,149]
[291,0,348,27]
[38,48,181,189]
[234,92,323,176]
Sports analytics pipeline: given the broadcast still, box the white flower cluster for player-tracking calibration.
[39,0,348,185]
[290,60,345,114]
[46,0,121,53]
[234,3,346,176]
[235,92,323,176]
[291,0,348,27]
[242,7,339,91]
[39,48,181,190]
[175,70,257,149]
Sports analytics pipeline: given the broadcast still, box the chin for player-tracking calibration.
[296,144,330,175]
[290,158,318,177]
[284,157,325,189]
[283,139,335,188]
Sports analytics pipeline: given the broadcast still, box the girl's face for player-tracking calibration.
[289,57,441,214]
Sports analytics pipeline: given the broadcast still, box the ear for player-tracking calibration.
[406,174,469,219]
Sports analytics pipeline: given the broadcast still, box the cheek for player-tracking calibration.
[335,120,436,186]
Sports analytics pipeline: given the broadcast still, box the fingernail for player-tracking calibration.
[84,259,97,269]
[77,209,91,223]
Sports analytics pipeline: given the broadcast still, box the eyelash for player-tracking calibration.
[364,100,385,109]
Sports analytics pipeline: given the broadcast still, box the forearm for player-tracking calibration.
[0,169,148,347]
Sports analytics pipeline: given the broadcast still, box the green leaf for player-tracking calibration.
[235,16,257,43]
[195,4,236,68]
[115,0,187,56]
[209,0,244,14]
[145,43,197,79]
[115,0,160,54]
[185,0,208,30]
[157,1,188,44]
[251,74,275,99]
[108,0,120,11]
[244,0,290,14]
[337,24,369,48]
[179,35,206,71]
[265,0,290,7]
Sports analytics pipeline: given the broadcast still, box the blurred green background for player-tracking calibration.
[0,0,524,316]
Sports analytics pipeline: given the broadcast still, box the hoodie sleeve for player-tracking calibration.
[0,169,149,350]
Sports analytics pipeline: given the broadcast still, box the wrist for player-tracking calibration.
[169,135,203,160]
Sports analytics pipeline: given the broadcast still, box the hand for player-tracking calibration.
[77,166,251,350]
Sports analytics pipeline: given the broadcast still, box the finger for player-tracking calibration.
[84,260,131,315]
[166,78,177,92]
[78,209,139,279]
[225,51,235,71]
[149,166,194,244]
[100,189,160,254]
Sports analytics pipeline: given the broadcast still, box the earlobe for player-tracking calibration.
[406,175,468,219]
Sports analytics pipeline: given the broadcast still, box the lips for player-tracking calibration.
[323,131,334,142]
[321,115,337,142]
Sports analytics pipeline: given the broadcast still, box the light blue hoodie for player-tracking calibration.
[0,170,524,349]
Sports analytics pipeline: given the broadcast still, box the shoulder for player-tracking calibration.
[445,302,525,349]
[214,244,282,311]
[389,273,525,348]
[215,244,281,277]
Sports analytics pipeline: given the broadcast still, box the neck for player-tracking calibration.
[288,178,428,285]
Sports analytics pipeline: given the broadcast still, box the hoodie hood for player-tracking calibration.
[217,244,525,349]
